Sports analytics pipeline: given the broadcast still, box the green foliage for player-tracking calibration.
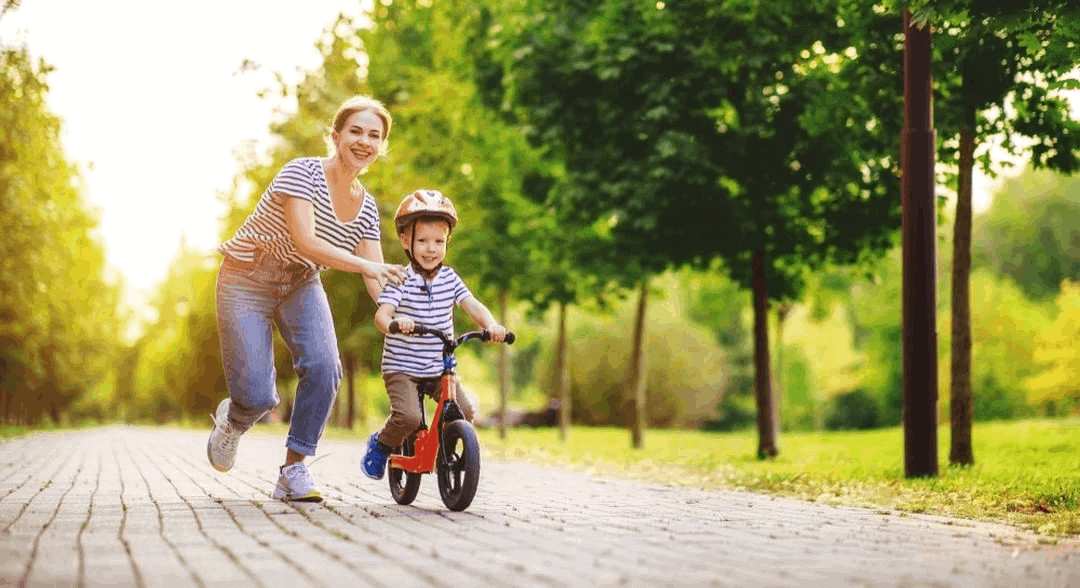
[353,0,546,305]
[927,1,1080,174]
[701,394,757,433]
[777,347,817,431]
[840,247,1048,426]
[973,169,1080,300]
[128,243,223,421]
[0,41,123,424]
[964,268,1048,419]
[1025,280,1080,410]
[500,0,903,300]
[784,302,867,414]
[680,266,754,392]
[823,389,882,430]
[531,276,728,428]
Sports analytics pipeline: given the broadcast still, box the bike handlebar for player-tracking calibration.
[388,321,515,347]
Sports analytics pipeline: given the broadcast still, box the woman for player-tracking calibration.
[209,95,406,502]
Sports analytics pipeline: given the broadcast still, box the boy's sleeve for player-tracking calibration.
[269,159,316,202]
[451,270,474,305]
[377,282,404,307]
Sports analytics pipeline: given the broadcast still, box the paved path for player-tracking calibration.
[1,427,1077,587]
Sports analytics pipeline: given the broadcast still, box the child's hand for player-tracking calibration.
[395,317,416,335]
[485,324,507,342]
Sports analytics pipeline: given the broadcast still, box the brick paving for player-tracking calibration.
[1,426,1078,587]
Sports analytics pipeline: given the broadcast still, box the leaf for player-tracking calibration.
[1049,78,1080,91]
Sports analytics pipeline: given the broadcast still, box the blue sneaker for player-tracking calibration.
[362,432,390,480]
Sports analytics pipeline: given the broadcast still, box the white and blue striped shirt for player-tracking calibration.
[219,157,381,271]
[378,266,473,376]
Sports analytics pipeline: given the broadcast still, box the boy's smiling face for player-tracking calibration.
[402,218,450,272]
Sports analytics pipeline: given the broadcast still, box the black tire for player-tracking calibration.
[388,436,422,505]
[436,420,481,512]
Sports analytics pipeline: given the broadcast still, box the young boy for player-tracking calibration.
[361,189,507,480]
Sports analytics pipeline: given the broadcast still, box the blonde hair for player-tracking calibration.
[327,95,393,157]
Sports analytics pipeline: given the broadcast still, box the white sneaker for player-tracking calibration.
[207,398,242,472]
[272,462,323,502]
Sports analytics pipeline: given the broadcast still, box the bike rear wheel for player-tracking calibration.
[389,436,422,505]
[436,420,480,512]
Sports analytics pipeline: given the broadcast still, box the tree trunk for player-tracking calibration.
[497,289,510,440]
[950,108,976,466]
[752,250,779,459]
[901,9,939,478]
[628,278,649,449]
[555,301,571,442]
[344,352,357,429]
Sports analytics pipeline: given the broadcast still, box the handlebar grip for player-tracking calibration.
[390,321,436,337]
[481,330,515,344]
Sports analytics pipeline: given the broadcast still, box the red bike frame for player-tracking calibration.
[387,374,456,474]
[385,325,513,474]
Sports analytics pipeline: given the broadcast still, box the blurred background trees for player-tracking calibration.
[0,36,124,425]
[3,0,1078,444]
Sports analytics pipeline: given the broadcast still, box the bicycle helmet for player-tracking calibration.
[393,189,459,278]
[393,189,458,236]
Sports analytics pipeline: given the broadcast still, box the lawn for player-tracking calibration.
[473,418,1080,539]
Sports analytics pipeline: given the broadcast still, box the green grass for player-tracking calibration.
[0,425,31,440]
[473,419,1080,538]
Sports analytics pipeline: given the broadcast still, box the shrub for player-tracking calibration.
[823,389,881,430]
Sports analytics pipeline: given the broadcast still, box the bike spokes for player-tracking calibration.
[437,420,480,511]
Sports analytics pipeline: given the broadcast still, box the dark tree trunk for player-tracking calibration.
[901,10,939,478]
[628,278,649,449]
[752,250,779,459]
[950,108,976,466]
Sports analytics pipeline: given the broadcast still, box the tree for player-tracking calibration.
[910,0,1080,466]
[500,0,904,455]
[0,36,123,424]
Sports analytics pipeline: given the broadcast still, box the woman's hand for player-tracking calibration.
[363,261,406,288]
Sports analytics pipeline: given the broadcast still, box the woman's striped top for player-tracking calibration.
[378,266,474,377]
[218,157,381,271]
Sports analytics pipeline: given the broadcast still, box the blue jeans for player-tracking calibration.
[216,253,342,456]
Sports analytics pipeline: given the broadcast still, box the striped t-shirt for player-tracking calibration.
[218,157,381,271]
[378,266,473,377]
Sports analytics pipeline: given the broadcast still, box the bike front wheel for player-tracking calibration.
[436,420,481,512]
[389,436,422,505]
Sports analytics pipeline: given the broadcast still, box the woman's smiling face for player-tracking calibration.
[332,109,385,171]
